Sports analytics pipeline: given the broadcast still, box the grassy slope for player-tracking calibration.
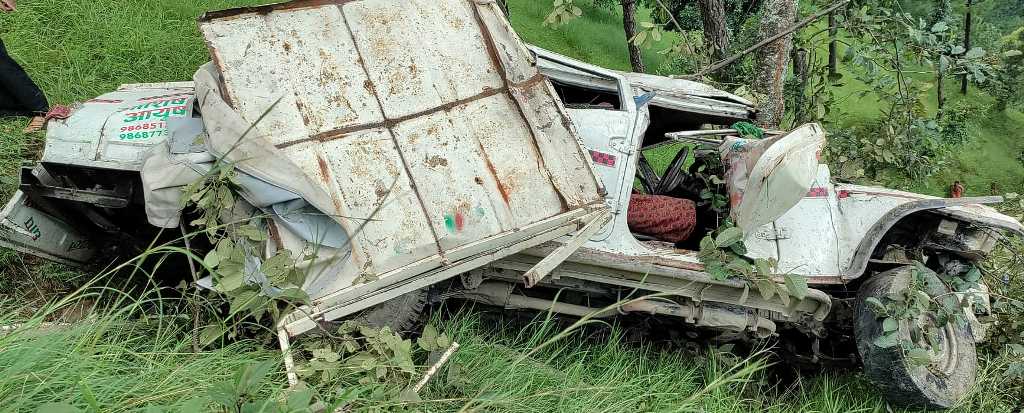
[826,53,1024,196]
[0,1,1018,412]
[507,0,677,72]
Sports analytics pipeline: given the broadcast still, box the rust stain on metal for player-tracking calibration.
[266,218,284,250]
[424,155,448,168]
[316,154,332,184]
[276,86,508,149]
[336,5,447,256]
[374,182,389,202]
[198,0,354,22]
[475,140,510,206]
[465,3,574,212]
[204,46,235,107]
[295,100,313,127]
[468,3,508,85]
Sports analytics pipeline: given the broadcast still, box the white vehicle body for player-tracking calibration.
[0,0,1019,343]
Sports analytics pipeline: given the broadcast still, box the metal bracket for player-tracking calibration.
[608,136,634,155]
[522,210,611,288]
[754,226,790,240]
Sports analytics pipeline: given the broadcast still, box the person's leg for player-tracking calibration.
[0,82,35,116]
[0,38,49,115]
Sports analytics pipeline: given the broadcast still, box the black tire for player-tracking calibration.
[854,265,977,410]
[350,289,428,334]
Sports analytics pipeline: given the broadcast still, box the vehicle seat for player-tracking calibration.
[627,194,697,243]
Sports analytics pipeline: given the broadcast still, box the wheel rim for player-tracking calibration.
[909,313,959,376]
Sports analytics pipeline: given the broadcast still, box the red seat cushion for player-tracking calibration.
[627,194,697,243]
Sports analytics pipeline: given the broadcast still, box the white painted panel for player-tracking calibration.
[343,0,503,119]
[774,165,841,275]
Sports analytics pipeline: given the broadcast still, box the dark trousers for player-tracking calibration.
[0,38,48,116]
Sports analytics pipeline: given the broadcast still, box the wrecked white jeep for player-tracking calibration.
[1,0,1021,409]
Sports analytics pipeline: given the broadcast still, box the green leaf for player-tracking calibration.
[930,21,948,33]
[964,47,985,59]
[418,324,439,351]
[238,361,277,394]
[707,263,731,281]
[756,280,777,300]
[783,274,808,300]
[229,290,259,315]
[262,251,294,283]
[570,5,582,16]
[757,258,770,278]
[286,387,315,410]
[1002,49,1022,58]
[699,235,716,252]
[199,324,226,347]
[237,224,267,242]
[882,317,899,332]
[218,186,234,209]
[907,348,933,366]
[964,266,981,282]
[873,332,898,348]
[777,286,791,306]
[714,227,744,248]
[273,287,308,303]
[1008,344,1024,355]
[631,30,647,46]
[215,269,245,293]
[203,250,221,269]
[436,332,452,349]
[216,238,235,260]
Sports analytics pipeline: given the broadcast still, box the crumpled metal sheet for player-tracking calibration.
[42,83,197,171]
[197,0,603,297]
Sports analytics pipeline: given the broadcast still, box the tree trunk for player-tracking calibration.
[621,0,646,73]
[961,0,972,94]
[937,63,946,114]
[828,10,838,76]
[698,0,731,63]
[752,0,798,128]
[793,48,810,122]
[931,0,952,25]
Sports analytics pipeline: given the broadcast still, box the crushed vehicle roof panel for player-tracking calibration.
[198,0,604,303]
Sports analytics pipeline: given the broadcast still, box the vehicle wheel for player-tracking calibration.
[350,289,428,334]
[854,265,977,409]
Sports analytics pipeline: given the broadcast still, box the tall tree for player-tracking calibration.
[960,0,973,94]
[827,10,838,76]
[752,0,798,128]
[621,0,647,72]
[697,0,731,63]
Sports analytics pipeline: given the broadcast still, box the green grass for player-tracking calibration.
[507,0,678,73]
[2,299,1020,412]
[793,20,1024,196]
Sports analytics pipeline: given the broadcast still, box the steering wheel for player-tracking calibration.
[653,146,691,195]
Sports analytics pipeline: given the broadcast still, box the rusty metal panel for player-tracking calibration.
[279,130,440,282]
[199,0,604,296]
[344,0,504,120]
